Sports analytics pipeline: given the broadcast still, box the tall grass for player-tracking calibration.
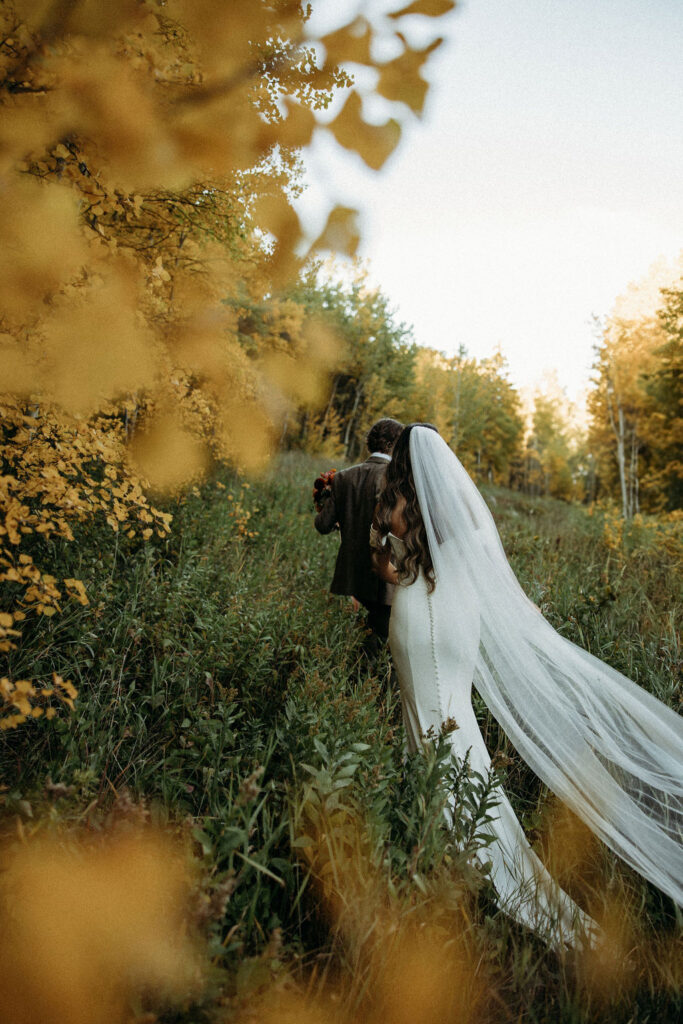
[1,453,681,1022]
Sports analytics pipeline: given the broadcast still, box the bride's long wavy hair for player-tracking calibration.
[376,423,438,592]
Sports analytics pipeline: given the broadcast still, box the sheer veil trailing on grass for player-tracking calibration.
[409,427,683,908]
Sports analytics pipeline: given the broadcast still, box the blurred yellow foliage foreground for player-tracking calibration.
[0,809,681,1024]
[0,827,201,1024]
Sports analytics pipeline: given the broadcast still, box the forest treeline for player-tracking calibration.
[279,262,683,519]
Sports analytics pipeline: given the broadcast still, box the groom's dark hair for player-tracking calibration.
[366,418,404,455]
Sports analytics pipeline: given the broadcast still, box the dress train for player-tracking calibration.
[388,534,596,947]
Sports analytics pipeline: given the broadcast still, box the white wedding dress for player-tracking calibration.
[380,427,683,948]
[388,532,595,945]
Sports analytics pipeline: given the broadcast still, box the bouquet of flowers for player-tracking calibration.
[313,468,336,512]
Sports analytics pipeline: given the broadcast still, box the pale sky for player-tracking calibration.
[298,0,683,405]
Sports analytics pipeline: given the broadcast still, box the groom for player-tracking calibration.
[315,418,403,646]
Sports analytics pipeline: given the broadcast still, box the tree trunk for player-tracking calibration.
[606,384,629,518]
[343,382,363,457]
[451,361,461,447]
[321,375,340,437]
[629,427,640,515]
[125,401,139,442]
[279,413,289,448]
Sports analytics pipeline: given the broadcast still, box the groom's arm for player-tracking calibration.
[314,481,340,534]
[371,544,398,585]
[370,512,399,585]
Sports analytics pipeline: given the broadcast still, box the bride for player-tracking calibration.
[370,423,682,947]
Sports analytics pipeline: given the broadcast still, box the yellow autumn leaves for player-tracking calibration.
[0,828,200,1024]
[0,181,154,419]
[0,0,453,483]
[0,672,76,730]
[0,0,453,720]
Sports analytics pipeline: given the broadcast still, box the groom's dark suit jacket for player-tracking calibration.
[315,455,391,607]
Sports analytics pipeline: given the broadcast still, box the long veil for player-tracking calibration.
[409,427,683,907]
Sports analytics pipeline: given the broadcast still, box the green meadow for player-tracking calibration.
[1,453,681,1023]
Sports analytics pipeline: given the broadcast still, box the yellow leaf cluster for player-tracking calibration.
[0,672,76,730]
[377,38,442,115]
[0,396,173,676]
[330,90,401,171]
[0,178,87,326]
[129,411,209,494]
[39,267,157,417]
[313,205,361,257]
[388,0,456,16]
[0,828,201,1023]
